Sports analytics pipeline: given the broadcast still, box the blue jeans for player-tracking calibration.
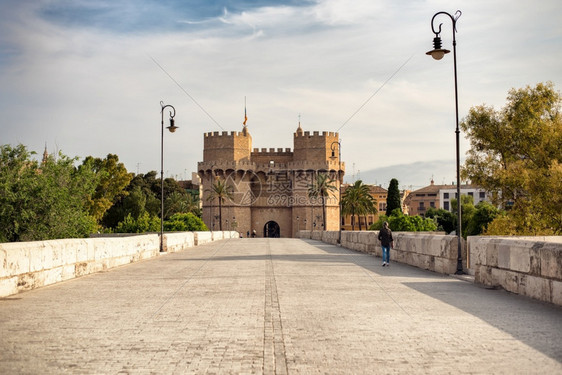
[381,246,390,263]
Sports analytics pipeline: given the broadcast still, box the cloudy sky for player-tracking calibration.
[1,0,561,190]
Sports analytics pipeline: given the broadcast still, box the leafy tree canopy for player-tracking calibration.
[0,144,97,242]
[164,213,208,232]
[83,154,133,224]
[370,209,437,232]
[461,82,562,234]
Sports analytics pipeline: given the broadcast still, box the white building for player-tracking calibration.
[439,185,492,212]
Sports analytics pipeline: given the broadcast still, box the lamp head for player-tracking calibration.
[426,36,450,60]
[167,117,178,133]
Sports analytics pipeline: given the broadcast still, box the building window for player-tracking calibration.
[468,192,474,197]
[479,191,486,198]
[444,201,450,211]
[444,192,449,199]
[341,217,345,225]
[430,201,435,208]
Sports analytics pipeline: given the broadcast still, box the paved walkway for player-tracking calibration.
[1,238,561,374]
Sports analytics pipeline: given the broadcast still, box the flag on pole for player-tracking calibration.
[243,97,247,126]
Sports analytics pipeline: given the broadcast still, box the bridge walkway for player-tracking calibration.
[1,238,561,374]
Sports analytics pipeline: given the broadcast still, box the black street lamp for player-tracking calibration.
[330,140,342,245]
[426,10,464,274]
[160,101,178,252]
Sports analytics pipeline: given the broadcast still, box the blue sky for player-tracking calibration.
[1,0,561,189]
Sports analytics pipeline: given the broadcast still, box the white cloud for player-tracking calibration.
[1,0,561,187]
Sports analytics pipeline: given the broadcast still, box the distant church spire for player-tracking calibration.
[42,143,49,164]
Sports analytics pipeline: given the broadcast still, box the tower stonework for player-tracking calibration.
[198,125,344,238]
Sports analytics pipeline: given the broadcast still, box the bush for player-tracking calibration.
[369,209,437,232]
[425,207,456,234]
[115,212,160,233]
[164,213,208,232]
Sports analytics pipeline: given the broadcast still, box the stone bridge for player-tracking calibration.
[1,237,561,374]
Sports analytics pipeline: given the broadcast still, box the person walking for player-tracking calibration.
[378,221,393,267]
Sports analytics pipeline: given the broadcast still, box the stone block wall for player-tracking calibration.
[0,231,239,298]
[469,236,562,305]
[299,230,465,274]
[164,232,195,252]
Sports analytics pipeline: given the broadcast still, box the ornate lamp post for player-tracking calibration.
[426,10,464,274]
[160,101,178,252]
[331,140,342,245]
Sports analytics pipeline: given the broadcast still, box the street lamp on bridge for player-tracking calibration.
[160,101,178,252]
[426,10,464,274]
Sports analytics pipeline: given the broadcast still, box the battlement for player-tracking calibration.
[252,147,292,154]
[287,160,345,170]
[204,131,250,138]
[294,131,338,138]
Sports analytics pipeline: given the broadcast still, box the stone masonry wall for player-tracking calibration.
[469,236,562,305]
[300,231,562,306]
[299,230,465,275]
[0,231,239,298]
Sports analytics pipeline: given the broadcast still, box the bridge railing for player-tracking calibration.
[469,236,562,305]
[0,231,239,298]
[299,230,464,274]
[299,230,562,306]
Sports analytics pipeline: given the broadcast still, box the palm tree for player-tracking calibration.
[308,173,337,230]
[185,193,201,217]
[206,179,233,230]
[341,180,377,231]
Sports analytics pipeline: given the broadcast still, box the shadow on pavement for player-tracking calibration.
[168,237,562,363]
[403,280,562,363]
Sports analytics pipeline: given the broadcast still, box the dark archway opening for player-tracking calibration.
[264,221,280,238]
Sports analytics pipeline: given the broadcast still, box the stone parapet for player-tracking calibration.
[0,231,240,298]
[164,232,195,253]
[298,230,465,275]
[468,236,562,305]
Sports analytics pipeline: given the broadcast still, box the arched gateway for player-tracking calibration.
[264,221,280,238]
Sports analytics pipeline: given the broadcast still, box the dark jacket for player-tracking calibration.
[378,227,393,247]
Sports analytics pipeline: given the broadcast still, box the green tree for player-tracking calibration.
[164,213,208,232]
[184,192,202,217]
[101,171,164,229]
[308,173,338,230]
[425,207,456,234]
[115,212,160,233]
[0,144,97,242]
[341,180,377,230]
[451,195,477,238]
[206,178,233,231]
[467,201,500,236]
[461,82,562,234]
[83,154,133,224]
[386,178,402,216]
[369,209,437,232]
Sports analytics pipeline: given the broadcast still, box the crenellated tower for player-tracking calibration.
[203,127,252,163]
[198,122,344,238]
